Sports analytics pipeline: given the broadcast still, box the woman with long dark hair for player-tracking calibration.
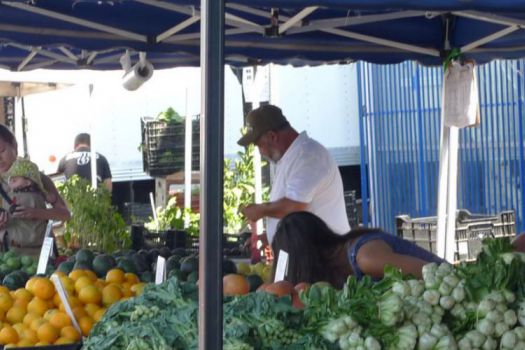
[0,124,70,255]
[271,211,443,288]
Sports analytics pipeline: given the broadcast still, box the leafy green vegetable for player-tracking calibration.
[56,175,130,253]
[84,238,525,350]
[84,278,199,350]
[85,278,330,350]
[457,237,525,301]
[157,107,184,124]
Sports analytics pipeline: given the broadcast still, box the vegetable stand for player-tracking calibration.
[75,237,525,349]
[2,1,525,349]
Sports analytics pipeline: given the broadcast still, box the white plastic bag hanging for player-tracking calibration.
[443,61,480,128]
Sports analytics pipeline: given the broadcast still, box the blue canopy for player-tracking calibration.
[0,0,524,70]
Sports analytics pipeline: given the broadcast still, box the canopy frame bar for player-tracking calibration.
[163,27,257,43]
[461,25,520,53]
[279,6,318,34]
[453,11,525,27]
[287,11,436,35]
[136,0,264,36]
[2,1,148,42]
[86,52,98,65]
[91,51,138,65]
[223,4,441,57]
[156,16,200,43]
[323,27,440,56]
[58,47,78,60]
[17,48,39,72]
[222,6,525,59]
[0,23,132,41]
[0,4,523,71]
[6,43,77,65]
[20,60,57,70]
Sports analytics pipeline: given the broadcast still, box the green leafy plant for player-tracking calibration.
[157,107,184,124]
[150,144,271,234]
[145,141,268,236]
[57,175,130,253]
[145,196,200,237]
[223,144,269,233]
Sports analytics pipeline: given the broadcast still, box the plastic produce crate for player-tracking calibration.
[141,116,200,177]
[396,209,516,262]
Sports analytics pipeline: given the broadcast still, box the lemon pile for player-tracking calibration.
[0,268,145,348]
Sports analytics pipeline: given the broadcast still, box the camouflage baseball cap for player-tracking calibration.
[7,157,46,194]
[237,105,289,146]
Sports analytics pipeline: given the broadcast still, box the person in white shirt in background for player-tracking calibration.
[238,104,350,245]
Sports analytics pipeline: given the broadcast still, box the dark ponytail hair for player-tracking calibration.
[0,124,17,149]
[271,211,383,287]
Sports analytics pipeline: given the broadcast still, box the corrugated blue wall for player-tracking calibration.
[358,60,525,234]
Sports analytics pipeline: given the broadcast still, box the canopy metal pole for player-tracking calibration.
[184,88,192,223]
[251,66,263,236]
[356,62,369,226]
[199,0,224,348]
[20,97,28,158]
[436,125,450,259]
[445,127,459,263]
[88,84,97,190]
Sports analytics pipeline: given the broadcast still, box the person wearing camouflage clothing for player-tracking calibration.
[4,158,54,256]
[0,125,70,257]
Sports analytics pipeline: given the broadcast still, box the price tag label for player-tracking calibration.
[36,237,54,275]
[274,250,289,282]
[155,256,166,285]
[50,275,81,334]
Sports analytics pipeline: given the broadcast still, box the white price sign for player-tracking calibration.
[36,237,54,275]
[274,250,289,282]
[50,275,81,334]
[155,256,166,285]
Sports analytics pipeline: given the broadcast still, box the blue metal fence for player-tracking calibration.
[357,59,525,234]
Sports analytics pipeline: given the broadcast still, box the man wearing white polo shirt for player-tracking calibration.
[239,104,350,244]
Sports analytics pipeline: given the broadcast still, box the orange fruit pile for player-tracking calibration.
[0,268,145,347]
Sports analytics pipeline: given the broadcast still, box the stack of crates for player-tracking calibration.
[396,209,516,263]
[344,190,359,228]
[141,115,200,177]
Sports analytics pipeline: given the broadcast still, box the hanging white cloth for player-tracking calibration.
[436,60,480,262]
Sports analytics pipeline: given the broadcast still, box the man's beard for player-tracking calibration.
[266,149,282,163]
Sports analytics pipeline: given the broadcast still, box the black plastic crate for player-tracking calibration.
[143,148,200,177]
[141,116,200,177]
[121,202,153,224]
[186,233,250,256]
[396,209,516,262]
[131,224,189,250]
